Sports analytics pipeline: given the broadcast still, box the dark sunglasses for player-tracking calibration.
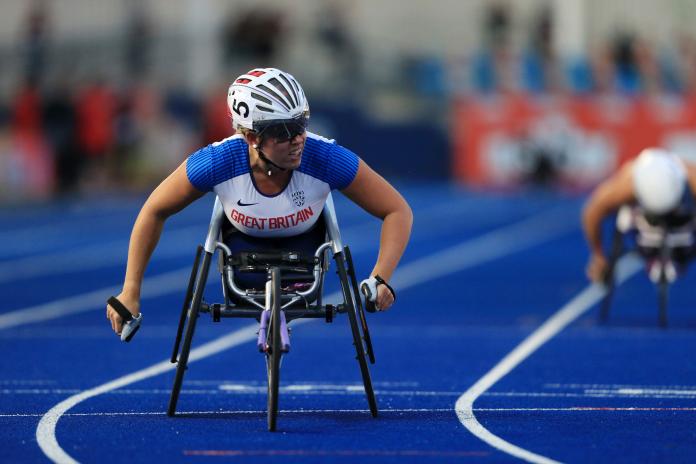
[256,116,309,143]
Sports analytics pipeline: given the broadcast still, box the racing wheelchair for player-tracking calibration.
[166,194,377,431]
[600,205,696,327]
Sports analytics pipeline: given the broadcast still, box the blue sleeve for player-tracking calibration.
[186,138,249,192]
[326,143,360,190]
[301,137,360,190]
[186,145,214,192]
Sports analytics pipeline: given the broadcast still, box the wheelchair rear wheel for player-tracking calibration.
[266,267,282,431]
[599,227,624,323]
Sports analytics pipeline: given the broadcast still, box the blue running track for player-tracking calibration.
[1,185,696,463]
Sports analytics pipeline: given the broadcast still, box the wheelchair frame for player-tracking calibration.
[600,205,695,327]
[167,194,378,430]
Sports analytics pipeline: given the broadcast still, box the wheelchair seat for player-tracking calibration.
[616,204,696,275]
[218,210,329,307]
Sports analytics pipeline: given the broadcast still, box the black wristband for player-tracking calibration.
[108,296,134,322]
[373,275,396,303]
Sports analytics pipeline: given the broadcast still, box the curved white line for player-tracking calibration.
[455,254,643,463]
[37,207,573,463]
[36,323,266,464]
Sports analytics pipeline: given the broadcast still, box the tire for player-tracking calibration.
[168,251,212,417]
[171,246,203,363]
[599,227,623,324]
[335,252,378,417]
[267,267,282,431]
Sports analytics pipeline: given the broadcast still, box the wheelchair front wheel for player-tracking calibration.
[266,267,282,431]
[168,250,212,417]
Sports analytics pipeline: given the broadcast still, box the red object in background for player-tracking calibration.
[452,95,696,188]
[11,84,43,134]
[76,83,118,158]
[202,92,234,145]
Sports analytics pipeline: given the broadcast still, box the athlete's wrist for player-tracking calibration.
[121,283,141,300]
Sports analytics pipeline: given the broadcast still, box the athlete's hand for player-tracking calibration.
[106,292,140,336]
[375,284,395,311]
[586,253,609,283]
[360,275,396,311]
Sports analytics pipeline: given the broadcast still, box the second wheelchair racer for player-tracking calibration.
[582,147,696,283]
[106,68,413,338]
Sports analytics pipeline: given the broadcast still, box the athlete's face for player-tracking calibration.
[260,130,307,170]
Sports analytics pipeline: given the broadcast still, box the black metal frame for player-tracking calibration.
[167,194,378,430]
[600,218,675,328]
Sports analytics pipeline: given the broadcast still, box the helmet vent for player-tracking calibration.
[256,105,275,113]
[251,92,273,105]
[257,84,291,111]
[268,78,294,109]
[278,74,299,107]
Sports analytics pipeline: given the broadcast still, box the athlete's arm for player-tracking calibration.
[684,163,696,200]
[581,162,634,281]
[107,161,205,335]
[341,160,412,310]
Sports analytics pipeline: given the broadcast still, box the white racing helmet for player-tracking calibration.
[632,148,687,215]
[227,68,309,138]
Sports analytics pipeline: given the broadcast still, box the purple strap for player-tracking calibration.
[257,309,291,353]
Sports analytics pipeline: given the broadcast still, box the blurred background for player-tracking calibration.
[2,0,696,203]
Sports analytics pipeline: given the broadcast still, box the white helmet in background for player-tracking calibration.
[632,148,687,215]
[227,68,309,134]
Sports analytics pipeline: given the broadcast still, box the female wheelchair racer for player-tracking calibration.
[104,68,412,423]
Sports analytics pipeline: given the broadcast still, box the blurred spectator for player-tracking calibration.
[315,2,361,94]
[21,0,50,85]
[11,80,43,135]
[75,78,118,188]
[43,78,80,193]
[111,85,143,186]
[222,7,286,65]
[633,37,661,95]
[523,5,561,94]
[676,34,696,94]
[124,0,153,79]
[611,32,642,95]
[587,44,617,94]
[1,80,53,200]
[472,1,520,94]
[484,1,512,50]
[163,82,201,133]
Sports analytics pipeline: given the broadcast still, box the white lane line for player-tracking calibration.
[13,406,696,419]
[546,383,696,390]
[469,407,696,412]
[0,268,192,330]
[14,408,457,418]
[454,254,643,464]
[0,225,204,284]
[11,388,696,399]
[37,206,574,464]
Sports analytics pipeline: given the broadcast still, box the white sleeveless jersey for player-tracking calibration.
[186,132,359,237]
